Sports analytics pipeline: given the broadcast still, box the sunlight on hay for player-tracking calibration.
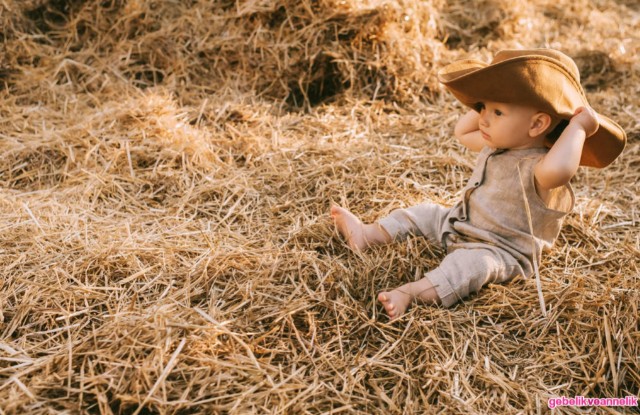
[124,93,220,167]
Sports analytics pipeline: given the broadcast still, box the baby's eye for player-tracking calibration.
[494,109,503,116]
[475,102,485,112]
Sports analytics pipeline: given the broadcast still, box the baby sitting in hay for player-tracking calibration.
[331,49,626,320]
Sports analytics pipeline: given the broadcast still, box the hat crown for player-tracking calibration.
[492,48,581,83]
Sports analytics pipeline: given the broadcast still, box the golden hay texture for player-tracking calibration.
[0,0,638,413]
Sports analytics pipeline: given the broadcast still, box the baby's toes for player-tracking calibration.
[378,292,395,315]
[378,292,389,304]
[386,302,396,313]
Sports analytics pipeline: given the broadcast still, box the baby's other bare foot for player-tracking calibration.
[330,205,368,251]
[378,278,441,320]
[378,289,413,320]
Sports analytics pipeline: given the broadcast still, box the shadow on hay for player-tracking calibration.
[285,51,350,109]
[1,148,68,190]
[24,0,93,34]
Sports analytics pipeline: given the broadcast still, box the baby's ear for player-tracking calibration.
[530,112,552,137]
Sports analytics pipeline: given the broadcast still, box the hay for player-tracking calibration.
[0,0,638,413]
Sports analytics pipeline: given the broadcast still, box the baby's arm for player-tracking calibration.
[453,109,485,152]
[534,106,599,190]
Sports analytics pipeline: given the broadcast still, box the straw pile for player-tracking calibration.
[0,0,638,413]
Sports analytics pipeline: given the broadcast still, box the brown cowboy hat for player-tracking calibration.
[438,48,626,168]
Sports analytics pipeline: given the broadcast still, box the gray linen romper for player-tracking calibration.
[378,146,574,307]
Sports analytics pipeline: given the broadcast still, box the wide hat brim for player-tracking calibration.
[438,50,626,168]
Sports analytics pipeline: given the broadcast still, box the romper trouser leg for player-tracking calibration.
[425,244,524,308]
[377,203,451,244]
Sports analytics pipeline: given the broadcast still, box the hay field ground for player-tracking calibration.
[0,0,639,414]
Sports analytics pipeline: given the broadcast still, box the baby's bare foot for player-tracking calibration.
[378,289,413,320]
[330,205,391,251]
[330,205,368,250]
[378,279,440,320]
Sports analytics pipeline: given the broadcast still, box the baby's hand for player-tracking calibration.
[570,106,599,138]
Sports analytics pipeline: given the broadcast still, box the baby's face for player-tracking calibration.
[476,101,541,149]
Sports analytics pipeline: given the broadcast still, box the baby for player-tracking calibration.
[331,49,626,319]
